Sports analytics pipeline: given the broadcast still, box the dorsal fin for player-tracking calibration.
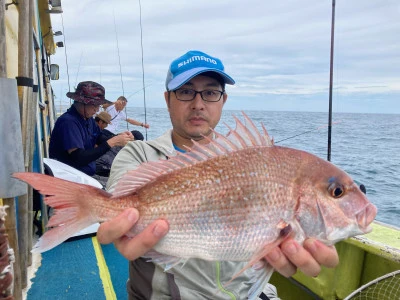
[112,112,274,198]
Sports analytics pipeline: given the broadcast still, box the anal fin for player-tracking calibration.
[143,250,187,271]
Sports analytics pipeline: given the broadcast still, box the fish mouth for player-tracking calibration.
[325,203,378,243]
[356,203,378,233]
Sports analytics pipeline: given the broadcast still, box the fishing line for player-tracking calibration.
[138,0,148,140]
[274,121,341,144]
[113,9,131,134]
[113,10,125,96]
[74,50,83,88]
[60,13,71,105]
[59,84,63,114]
[125,83,153,100]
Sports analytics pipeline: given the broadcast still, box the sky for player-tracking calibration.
[48,0,400,114]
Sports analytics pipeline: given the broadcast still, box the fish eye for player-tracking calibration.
[328,183,345,198]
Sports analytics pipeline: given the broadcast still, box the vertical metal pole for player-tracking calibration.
[327,0,336,162]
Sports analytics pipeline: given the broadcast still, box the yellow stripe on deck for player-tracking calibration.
[92,237,117,300]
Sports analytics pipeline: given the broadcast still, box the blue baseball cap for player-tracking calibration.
[165,50,235,91]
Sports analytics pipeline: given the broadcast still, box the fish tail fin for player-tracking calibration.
[13,172,111,252]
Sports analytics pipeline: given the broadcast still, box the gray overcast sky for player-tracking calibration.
[49,0,400,114]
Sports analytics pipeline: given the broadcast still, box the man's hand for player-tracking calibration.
[265,238,339,277]
[107,132,134,147]
[121,131,134,139]
[97,208,169,261]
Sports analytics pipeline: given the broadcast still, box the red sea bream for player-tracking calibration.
[13,113,377,299]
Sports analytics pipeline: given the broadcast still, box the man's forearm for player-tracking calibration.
[127,118,144,127]
[69,143,110,167]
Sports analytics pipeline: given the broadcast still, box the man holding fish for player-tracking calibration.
[97,50,343,299]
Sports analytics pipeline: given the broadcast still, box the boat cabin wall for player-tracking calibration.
[3,0,57,153]
[3,0,56,77]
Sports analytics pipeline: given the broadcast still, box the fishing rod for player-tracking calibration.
[138,0,148,140]
[112,3,148,138]
[327,0,336,161]
[274,121,341,144]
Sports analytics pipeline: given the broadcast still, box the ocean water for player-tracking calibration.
[110,107,400,227]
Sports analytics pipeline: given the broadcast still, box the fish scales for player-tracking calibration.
[131,146,301,260]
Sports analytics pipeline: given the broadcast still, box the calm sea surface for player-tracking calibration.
[104,107,399,228]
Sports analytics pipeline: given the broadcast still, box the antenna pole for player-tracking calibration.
[327,0,336,162]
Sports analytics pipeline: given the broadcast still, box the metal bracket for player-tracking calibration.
[5,1,18,10]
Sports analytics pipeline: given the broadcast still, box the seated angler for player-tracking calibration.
[49,81,133,187]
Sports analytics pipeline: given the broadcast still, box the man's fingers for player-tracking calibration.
[97,208,169,261]
[123,131,134,139]
[266,238,340,278]
[265,247,296,277]
[97,209,138,244]
[280,239,321,277]
[265,238,325,278]
[303,238,339,268]
[114,219,169,261]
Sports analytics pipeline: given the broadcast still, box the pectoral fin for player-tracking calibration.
[224,221,293,298]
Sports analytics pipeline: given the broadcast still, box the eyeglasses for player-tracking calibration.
[173,88,225,102]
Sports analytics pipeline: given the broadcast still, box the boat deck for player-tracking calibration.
[24,222,400,299]
[25,235,128,300]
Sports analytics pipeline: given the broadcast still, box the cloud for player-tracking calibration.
[49,0,400,113]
